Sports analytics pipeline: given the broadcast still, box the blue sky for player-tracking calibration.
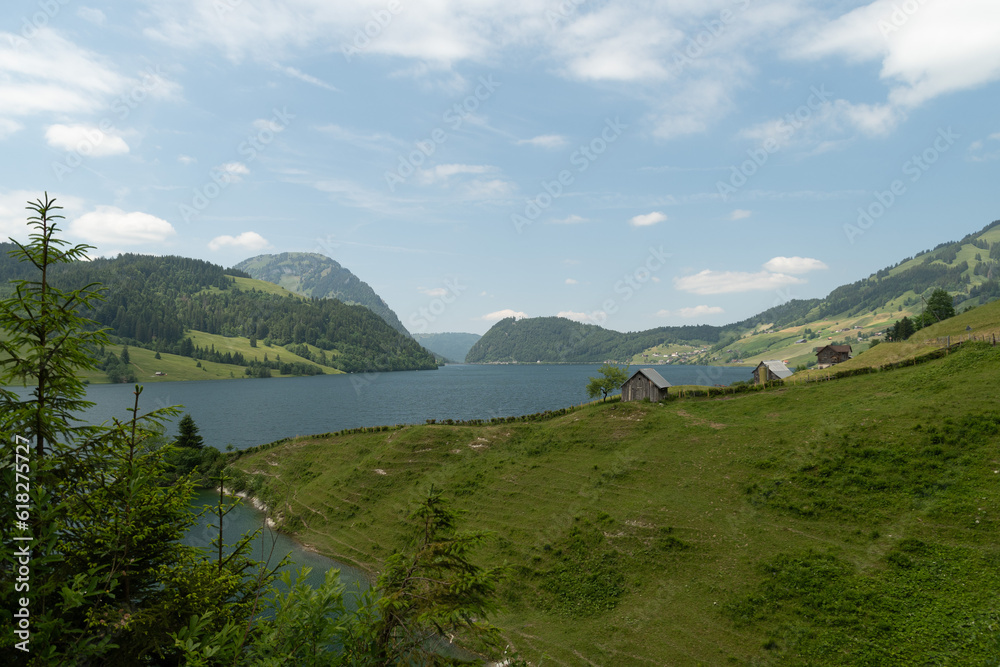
[1,0,998,335]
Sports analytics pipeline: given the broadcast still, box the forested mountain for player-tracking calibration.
[411,332,481,362]
[233,252,409,335]
[465,316,721,363]
[0,248,437,374]
[468,219,1000,363]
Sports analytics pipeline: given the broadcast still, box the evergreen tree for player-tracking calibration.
[175,413,205,449]
[120,344,130,365]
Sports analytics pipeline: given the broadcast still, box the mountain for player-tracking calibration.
[468,219,1000,364]
[465,317,720,363]
[233,252,409,335]
[0,249,437,375]
[410,332,481,363]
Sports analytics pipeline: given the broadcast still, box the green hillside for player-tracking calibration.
[0,248,437,378]
[469,219,1000,365]
[233,251,410,335]
[230,342,1000,665]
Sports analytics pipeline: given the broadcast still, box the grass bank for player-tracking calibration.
[230,343,1000,665]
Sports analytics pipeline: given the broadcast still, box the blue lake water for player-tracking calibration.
[8,364,750,603]
[71,363,751,451]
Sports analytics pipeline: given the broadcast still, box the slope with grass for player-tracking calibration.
[229,342,1000,665]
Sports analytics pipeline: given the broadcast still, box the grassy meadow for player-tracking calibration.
[229,340,1000,665]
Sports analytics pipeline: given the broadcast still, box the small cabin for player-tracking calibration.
[814,344,852,367]
[752,360,793,385]
[621,368,672,402]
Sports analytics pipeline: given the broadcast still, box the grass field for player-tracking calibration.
[77,330,344,384]
[230,341,1000,665]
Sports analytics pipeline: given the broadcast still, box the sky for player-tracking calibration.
[1,0,998,336]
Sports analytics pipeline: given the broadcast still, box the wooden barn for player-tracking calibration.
[752,360,793,385]
[814,344,852,367]
[621,368,672,402]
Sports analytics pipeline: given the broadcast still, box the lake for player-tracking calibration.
[70,363,751,451]
[9,364,751,615]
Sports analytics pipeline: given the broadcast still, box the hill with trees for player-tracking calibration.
[0,246,437,376]
[233,252,409,335]
[468,219,1000,364]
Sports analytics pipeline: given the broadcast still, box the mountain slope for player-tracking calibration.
[410,332,481,363]
[233,252,409,335]
[0,248,437,375]
[469,219,1000,364]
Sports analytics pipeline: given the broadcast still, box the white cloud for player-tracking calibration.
[271,63,339,91]
[517,134,568,149]
[0,191,84,237]
[421,287,448,297]
[480,309,527,322]
[657,305,725,318]
[794,0,1000,110]
[0,119,23,140]
[551,214,588,224]
[557,310,594,323]
[629,211,667,227]
[728,209,752,221]
[208,231,270,252]
[565,278,578,285]
[417,163,498,185]
[763,256,829,274]
[45,124,129,156]
[77,7,107,25]
[215,162,250,183]
[0,29,126,117]
[967,133,1000,162]
[177,154,197,164]
[675,270,804,295]
[70,206,176,245]
[459,179,515,200]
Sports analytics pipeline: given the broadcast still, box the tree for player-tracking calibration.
[120,344,131,365]
[347,485,505,664]
[0,195,275,663]
[175,413,205,449]
[586,363,629,402]
[921,288,956,326]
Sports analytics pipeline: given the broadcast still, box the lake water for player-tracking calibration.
[70,363,751,451]
[8,364,750,612]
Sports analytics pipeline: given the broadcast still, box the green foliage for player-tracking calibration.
[586,363,629,401]
[0,197,276,663]
[175,413,205,449]
[539,521,626,616]
[362,486,505,664]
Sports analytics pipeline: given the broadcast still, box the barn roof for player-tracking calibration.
[814,344,853,354]
[624,367,672,389]
[758,360,793,379]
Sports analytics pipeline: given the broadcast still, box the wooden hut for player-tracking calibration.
[621,368,672,402]
[752,360,793,385]
[814,344,852,367]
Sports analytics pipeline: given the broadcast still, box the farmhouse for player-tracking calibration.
[814,344,852,367]
[752,360,793,385]
[621,367,672,402]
